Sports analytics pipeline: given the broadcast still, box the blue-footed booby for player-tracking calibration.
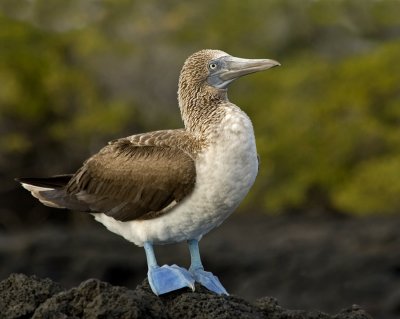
[16,49,280,296]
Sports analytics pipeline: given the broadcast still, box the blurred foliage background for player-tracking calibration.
[1,0,400,229]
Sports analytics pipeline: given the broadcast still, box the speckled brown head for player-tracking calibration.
[178,49,280,133]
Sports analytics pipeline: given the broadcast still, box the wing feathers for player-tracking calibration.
[17,130,198,222]
[67,133,197,221]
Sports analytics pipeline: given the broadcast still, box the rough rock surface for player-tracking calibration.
[0,273,63,319]
[0,273,372,319]
[1,215,400,318]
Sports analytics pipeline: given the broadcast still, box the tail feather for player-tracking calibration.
[15,174,73,188]
[16,174,89,211]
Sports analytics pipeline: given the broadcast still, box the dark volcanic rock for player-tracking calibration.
[33,278,166,319]
[0,273,63,319]
[2,215,399,317]
[0,273,373,319]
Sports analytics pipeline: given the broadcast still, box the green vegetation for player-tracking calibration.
[1,0,400,216]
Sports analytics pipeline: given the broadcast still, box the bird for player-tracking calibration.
[16,49,280,296]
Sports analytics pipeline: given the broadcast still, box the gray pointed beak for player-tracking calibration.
[221,57,280,81]
[207,56,280,89]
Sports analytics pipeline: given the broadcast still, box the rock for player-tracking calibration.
[33,278,166,319]
[2,216,400,317]
[0,273,63,319]
[0,273,373,319]
[333,305,373,319]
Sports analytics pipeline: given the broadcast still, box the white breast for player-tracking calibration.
[93,106,258,246]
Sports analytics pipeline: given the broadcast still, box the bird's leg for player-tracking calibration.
[187,239,228,295]
[144,241,194,295]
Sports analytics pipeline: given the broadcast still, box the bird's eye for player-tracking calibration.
[209,63,217,70]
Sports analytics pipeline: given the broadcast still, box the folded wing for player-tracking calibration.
[17,131,197,222]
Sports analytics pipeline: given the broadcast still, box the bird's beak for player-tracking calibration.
[221,57,280,81]
[207,56,280,89]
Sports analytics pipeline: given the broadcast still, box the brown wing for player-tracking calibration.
[65,132,196,222]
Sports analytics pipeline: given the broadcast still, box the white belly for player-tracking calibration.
[93,109,258,246]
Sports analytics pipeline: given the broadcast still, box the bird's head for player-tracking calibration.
[178,49,280,93]
[178,49,280,131]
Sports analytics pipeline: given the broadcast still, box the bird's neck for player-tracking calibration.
[178,84,228,137]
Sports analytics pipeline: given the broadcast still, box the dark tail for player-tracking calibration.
[15,174,88,211]
[15,174,73,189]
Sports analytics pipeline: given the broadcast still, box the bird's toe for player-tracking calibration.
[148,264,195,295]
[190,268,229,295]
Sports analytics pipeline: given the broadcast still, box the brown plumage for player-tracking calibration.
[178,50,228,135]
[17,130,199,221]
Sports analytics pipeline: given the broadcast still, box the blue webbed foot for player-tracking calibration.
[187,239,229,295]
[148,264,195,295]
[190,267,229,295]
